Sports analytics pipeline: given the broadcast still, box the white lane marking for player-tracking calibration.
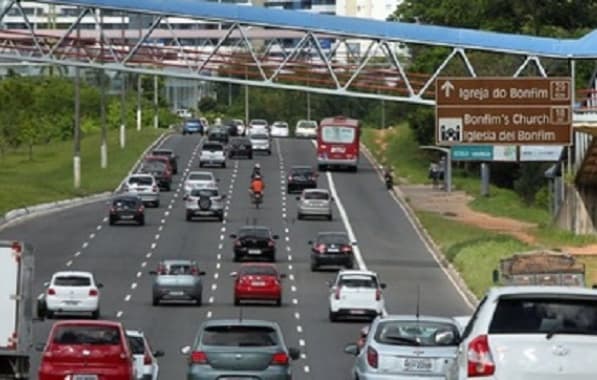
[294,312,300,320]
[38,293,44,300]
[124,294,131,302]
[214,273,219,280]
[216,263,221,269]
[299,339,305,346]
[103,217,108,222]
[285,228,289,234]
[217,254,222,260]
[66,260,72,267]
[304,365,310,373]
[158,226,163,232]
[151,243,157,249]
[116,311,123,318]
[164,211,170,217]
[74,251,81,257]
[141,262,147,268]
[297,325,303,333]
[136,272,142,278]
[209,296,214,304]
[286,246,291,252]
[155,234,160,240]
[221,227,226,232]
[301,353,307,359]
[96,225,102,231]
[218,243,223,250]
[131,283,137,290]
[206,311,212,318]
[288,255,293,261]
[291,285,297,293]
[292,298,298,305]
[288,264,293,271]
[161,219,166,224]
[168,204,173,210]
[220,235,224,241]
[211,284,217,291]
[289,274,295,281]
[284,236,289,242]
[282,207,286,213]
[146,252,152,258]
[89,233,95,239]
[325,171,366,270]
[82,242,88,248]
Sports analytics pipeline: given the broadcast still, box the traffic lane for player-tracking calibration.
[330,154,472,315]
[118,159,238,379]
[278,137,376,379]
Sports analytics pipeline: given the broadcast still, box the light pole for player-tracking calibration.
[244,65,249,127]
[73,7,81,189]
[136,21,142,131]
[154,75,159,129]
[99,8,107,168]
[119,11,126,149]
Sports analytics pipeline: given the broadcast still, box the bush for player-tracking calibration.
[513,163,549,205]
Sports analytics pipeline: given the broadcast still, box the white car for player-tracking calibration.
[176,108,192,118]
[44,271,103,319]
[295,119,318,138]
[123,174,160,207]
[249,118,268,133]
[184,171,217,192]
[250,132,272,155]
[184,185,226,222]
[199,142,226,168]
[271,121,289,137]
[455,286,597,380]
[234,119,246,135]
[126,329,163,380]
[328,270,386,322]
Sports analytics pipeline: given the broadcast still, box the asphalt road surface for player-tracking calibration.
[0,134,472,379]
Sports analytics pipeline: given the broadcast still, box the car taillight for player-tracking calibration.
[157,265,167,275]
[341,245,351,253]
[47,288,56,295]
[271,352,289,365]
[137,205,144,213]
[234,240,242,247]
[152,185,158,192]
[268,240,275,247]
[109,207,116,213]
[366,346,378,368]
[190,351,208,364]
[467,335,495,377]
[334,287,341,300]
[316,244,326,254]
[143,352,152,365]
[375,288,382,301]
[89,289,98,297]
[11,241,21,254]
[191,267,198,275]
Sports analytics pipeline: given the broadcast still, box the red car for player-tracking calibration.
[231,263,286,306]
[38,320,136,380]
[142,155,173,191]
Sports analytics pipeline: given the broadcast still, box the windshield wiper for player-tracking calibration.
[384,336,421,346]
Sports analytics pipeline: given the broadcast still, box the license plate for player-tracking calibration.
[169,291,184,296]
[248,249,261,255]
[404,358,433,372]
[121,215,134,220]
[64,300,79,305]
[328,248,339,252]
[73,375,98,380]
[251,281,266,287]
[331,146,345,153]
[350,310,366,315]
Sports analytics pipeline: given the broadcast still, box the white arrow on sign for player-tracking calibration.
[441,80,455,98]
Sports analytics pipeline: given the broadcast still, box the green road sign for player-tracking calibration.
[451,145,493,161]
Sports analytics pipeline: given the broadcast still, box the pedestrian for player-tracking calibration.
[428,161,440,188]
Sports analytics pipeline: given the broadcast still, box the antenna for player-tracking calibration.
[416,285,420,320]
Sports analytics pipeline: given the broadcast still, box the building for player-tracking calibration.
[264,0,336,15]
[336,0,400,20]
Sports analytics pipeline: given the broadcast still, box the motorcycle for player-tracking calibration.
[251,191,263,209]
[384,171,393,190]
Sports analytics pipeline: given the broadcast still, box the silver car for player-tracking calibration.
[184,185,226,222]
[199,142,226,168]
[296,188,333,220]
[250,133,272,155]
[149,260,206,306]
[123,174,160,207]
[184,171,218,192]
[344,315,461,380]
[180,319,300,380]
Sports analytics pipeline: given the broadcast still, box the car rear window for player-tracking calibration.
[129,176,153,185]
[113,198,139,208]
[339,275,377,288]
[54,276,91,286]
[239,228,270,239]
[318,234,349,245]
[251,134,268,140]
[127,336,145,355]
[190,189,218,197]
[232,138,250,145]
[166,264,195,275]
[374,321,460,346]
[305,191,329,200]
[53,325,121,345]
[152,150,172,156]
[202,143,223,151]
[141,162,166,171]
[291,168,313,176]
[201,325,278,347]
[489,296,597,335]
[188,173,213,181]
[241,266,277,276]
[298,121,317,129]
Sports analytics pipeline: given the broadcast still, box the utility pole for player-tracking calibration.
[244,65,249,127]
[119,11,126,149]
[73,8,81,189]
[136,21,142,131]
[99,8,107,168]
[154,75,159,128]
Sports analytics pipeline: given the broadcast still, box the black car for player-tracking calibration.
[208,127,229,145]
[228,137,253,159]
[109,195,145,226]
[309,232,355,271]
[139,160,172,191]
[230,226,279,262]
[151,148,178,174]
[287,165,318,193]
[222,120,240,136]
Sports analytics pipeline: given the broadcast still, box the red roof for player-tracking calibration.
[320,115,359,127]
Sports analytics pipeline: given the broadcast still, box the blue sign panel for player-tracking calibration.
[451,145,493,161]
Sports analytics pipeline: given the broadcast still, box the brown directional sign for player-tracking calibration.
[435,77,572,145]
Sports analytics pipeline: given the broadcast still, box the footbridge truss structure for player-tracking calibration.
[2,0,597,105]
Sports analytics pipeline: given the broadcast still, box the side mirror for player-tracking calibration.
[230,272,238,277]
[344,344,359,356]
[216,178,221,182]
[295,196,301,201]
[380,283,387,289]
[492,269,499,284]
[97,283,104,289]
[221,194,227,199]
[35,342,46,352]
[180,345,191,355]
[280,273,287,279]
[153,350,165,358]
[229,234,237,239]
[43,281,50,287]
[198,271,206,276]
[183,195,189,201]
[352,242,357,246]
[308,240,313,245]
[272,235,279,240]
[148,270,158,276]
[288,347,301,360]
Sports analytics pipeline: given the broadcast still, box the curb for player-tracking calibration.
[0,130,173,231]
[360,143,479,308]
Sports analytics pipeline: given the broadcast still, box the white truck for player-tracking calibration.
[0,241,33,379]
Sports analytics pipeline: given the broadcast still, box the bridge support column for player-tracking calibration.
[137,75,142,131]
[120,72,126,149]
[100,69,107,168]
[153,75,159,129]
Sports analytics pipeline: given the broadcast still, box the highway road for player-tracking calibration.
[0,134,472,379]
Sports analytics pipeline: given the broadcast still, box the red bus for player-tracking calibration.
[316,116,360,172]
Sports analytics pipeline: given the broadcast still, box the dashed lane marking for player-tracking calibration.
[211,284,217,291]
[146,252,152,258]
[299,339,305,346]
[217,254,222,260]
[116,311,123,318]
[136,272,142,278]
[289,274,295,281]
[209,296,214,304]
[96,225,102,231]
[294,312,300,320]
[141,262,147,268]
[292,298,298,305]
[103,217,108,222]
[158,226,163,232]
[216,262,221,269]
[304,366,310,373]
[291,285,297,292]
[218,243,223,250]
[155,234,160,240]
[151,243,157,249]
[131,283,137,290]
[288,264,293,271]
[124,294,131,302]
[297,325,303,333]
[66,260,72,267]
[214,273,219,280]
[82,242,88,248]
[206,311,212,318]
[288,255,293,261]
[74,251,81,257]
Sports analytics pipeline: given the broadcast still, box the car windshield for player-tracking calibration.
[52,325,121,345]
[201,325,278,347]
[165,264,195,275]
[190,189,218,197]
[304,191,329,200]
[318,234,349,245]
[202,144,223,152]
[152,150,172,157]
[251,134,268,140]
[338,275,377,288]
[113,198,139,208]
[186,121,201,126]
[291,167,313,176]
[374,321,460,346]
[53,276,91,286]
[241,266,277,276]
[489,296,597,335]
[273,123,288,128]
[298,121,317,129]
[321,125,356,144]
[142,162,166,171]
[188,173,213,181]
[127,336,145,355]
[239,228,270,239]
[232,138,250,145]
[251,120,267,126]
[129,176,152,185]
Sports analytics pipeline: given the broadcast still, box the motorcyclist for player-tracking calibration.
[249,174,265,196]
[251,163,262,179]
[383,166,394,189]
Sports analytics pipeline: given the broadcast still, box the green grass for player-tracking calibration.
[533,227,597,248]
[0,128,163,215]
[417,211,529,298]
[576,256,597,287]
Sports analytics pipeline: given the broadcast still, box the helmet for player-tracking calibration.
[253,175,262,180]
[254,163,261,169]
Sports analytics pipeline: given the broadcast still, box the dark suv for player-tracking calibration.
[287,165,318,193]
[230,226,279,262]
[109,195,145,226]
[151,149,178,174]
[308,232,355,271]
[228,137,253,159]
[208,127,229,145]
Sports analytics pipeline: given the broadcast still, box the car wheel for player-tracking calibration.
[152,296,160,306]
[186,212,192,222]
[218,213,224,222]
[270,254,276,263]
[233,254,240,262]
[109,217,115,226]
[329,310,338,322]
[248,154,253,159]
[275,297,282,307]
[46,310,54,319]
[327,214,333,221]
[154,200,160,208]
[222,162,226,168]
[91,308,100,319]
[297,213,303,220]
[267,150,272,156]
[138,217,145,226]
[165,183,171,192]
[310,259,318,272]
[318,164,326,171]
[199,162,204,168]
[234,297,240,306]
[195,295,203,306]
